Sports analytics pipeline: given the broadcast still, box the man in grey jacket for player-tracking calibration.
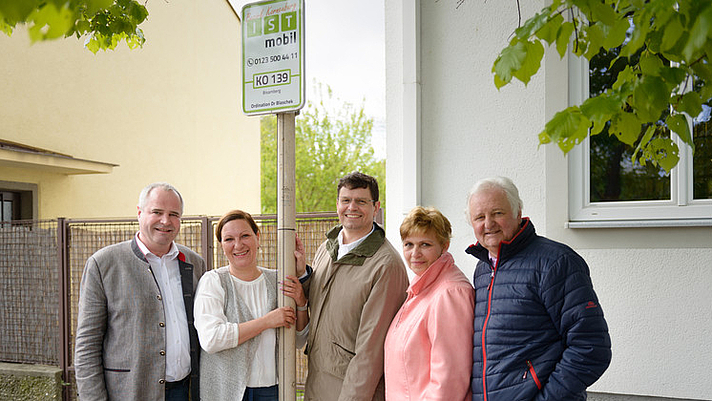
[74,182,206,401]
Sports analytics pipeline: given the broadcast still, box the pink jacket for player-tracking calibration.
[384,252,475,401]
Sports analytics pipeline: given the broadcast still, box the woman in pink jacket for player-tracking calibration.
[384,206,475,401]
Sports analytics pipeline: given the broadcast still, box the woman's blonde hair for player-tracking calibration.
[400,206,451,246]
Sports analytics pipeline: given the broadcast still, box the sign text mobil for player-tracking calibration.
[242,0,305,116]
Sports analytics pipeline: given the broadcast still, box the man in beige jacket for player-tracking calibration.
[303,172,409,401]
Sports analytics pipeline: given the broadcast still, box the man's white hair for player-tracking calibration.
[465,176,523,225]
[138,182,184,215]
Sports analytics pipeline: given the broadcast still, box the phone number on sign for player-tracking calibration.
[246,53,298,67]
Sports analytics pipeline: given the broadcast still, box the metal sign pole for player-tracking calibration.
[277,111,297,401]
[241,1,304,395]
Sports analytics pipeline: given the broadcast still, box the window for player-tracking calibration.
[1,191,20,222]
[567,51,712,227]
[0,182,37,222]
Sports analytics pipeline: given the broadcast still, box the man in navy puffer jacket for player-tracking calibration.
[466,177,611,401]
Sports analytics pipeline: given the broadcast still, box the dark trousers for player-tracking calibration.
[242,384,279,401]
[165,377,190,401]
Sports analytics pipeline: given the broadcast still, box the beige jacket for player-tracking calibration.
[304,224,408,401]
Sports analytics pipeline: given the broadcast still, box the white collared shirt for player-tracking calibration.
[337,224,375,260]
[135,234,191,382]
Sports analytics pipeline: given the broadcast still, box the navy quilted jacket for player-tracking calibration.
[466,218,611,401]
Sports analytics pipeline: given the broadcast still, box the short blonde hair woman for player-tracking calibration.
[384,206,475,400]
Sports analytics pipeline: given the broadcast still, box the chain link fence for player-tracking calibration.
[0,220,60,365]
[0,212,338,400]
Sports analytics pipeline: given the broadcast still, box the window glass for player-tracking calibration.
[0,191,19,222]
[692,84,712,200]
[568,22,711,223]
[588,47,670,202]
[2,202,10,222]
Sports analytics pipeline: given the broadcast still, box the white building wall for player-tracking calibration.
[385,1,712,399]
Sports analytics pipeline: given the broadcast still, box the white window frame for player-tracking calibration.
[567,53,712,228]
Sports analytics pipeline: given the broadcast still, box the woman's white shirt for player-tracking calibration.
[194,267,308,387]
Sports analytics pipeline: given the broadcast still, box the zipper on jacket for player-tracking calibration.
[523,360,542,390]
[481,264,496,401]
[393,293,413,328]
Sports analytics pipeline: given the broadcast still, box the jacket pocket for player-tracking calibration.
[332,342,355,356]
[104,368,131,398]
[328,341,355,378]
[523,360,542,390]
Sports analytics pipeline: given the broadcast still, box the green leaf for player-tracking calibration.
[646,27,665,54]
[602,17,630,50]
[0,1,36,25]
[583,23,605,60]
[661,14,684,52]
[85,35,101,53]
[513,40,545,85]
[1,19,13,35]
[27,2,75,41]
[632,76,669,122]
[610,111,642,146]
[691,62,712,83]
[639,51,663,76]
[645,137,680,172]
[590,0,617,26]
[677,91,703,117]
[74,19,90,35]
[1,0,149,52]
[683,4,712,61]
[580,94,620,126]
[591,119,608,136]
[540,107,591,153]
[621,13,648,57]
[536,13,564,46]
[490,0,709,170]
[492,40,527,88]
[612,64,637,91]
[493,73,507,90]
[129,2,149,24]
[556,21,575,58]
[515,12,549,40]
[126,28,144,49]
[632,125,657,163]
[85,0,115,15]
[666,114,693,147]
[658,66,686,86]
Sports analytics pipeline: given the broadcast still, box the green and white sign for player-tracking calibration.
[242,0,305,115]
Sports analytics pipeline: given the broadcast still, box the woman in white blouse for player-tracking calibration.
[194,209,309,401]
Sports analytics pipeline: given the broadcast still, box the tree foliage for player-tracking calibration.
[261,85,385,214]
[493,0,712,172]
[0,0,148,53]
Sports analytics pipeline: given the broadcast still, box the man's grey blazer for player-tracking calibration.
[74,237,206,401]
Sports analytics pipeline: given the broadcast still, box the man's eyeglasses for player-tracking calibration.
[338,197,375,207]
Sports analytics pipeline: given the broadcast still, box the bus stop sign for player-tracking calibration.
[241,0,305,115]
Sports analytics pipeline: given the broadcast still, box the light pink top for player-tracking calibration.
[384,252,475,401]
